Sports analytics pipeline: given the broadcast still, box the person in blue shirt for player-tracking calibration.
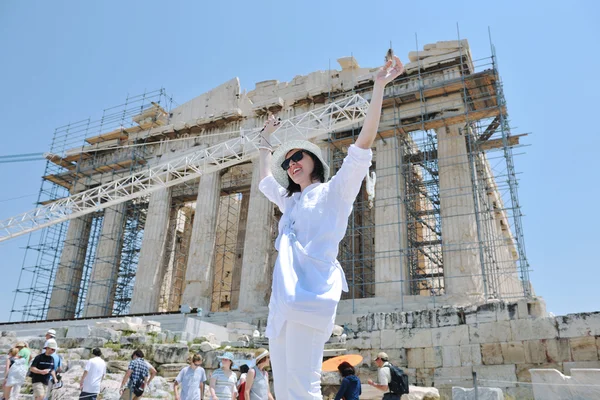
[334,362,361,400]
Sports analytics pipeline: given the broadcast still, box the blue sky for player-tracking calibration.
[0,0,598,322]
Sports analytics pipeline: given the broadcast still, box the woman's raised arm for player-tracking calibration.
[354,55,405,150]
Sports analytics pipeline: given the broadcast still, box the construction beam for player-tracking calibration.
[0,94,370,242]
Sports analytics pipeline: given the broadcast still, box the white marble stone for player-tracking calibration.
[452,386,503,400]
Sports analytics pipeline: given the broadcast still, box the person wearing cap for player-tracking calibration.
[29,339,57,400]
[209,352,237,400]
[174,354,207,400]
[258,54,405,399]
[45,329,56,340]
[14,341,31,364]
[244,348,273,400]
[39,337,64,400]
[79,348,106,400]
[367,352,398,400]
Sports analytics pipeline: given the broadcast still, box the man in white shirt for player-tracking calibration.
[79,348,106,400]
[367,352,400,400]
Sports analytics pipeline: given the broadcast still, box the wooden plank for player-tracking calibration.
[45,154,76,170]
[477,134,525,151]
[42,174,71,189]
[85,128,128,144]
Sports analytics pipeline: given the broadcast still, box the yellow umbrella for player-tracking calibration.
[322,354,363,372]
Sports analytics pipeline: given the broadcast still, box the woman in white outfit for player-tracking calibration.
[258,54,405,399]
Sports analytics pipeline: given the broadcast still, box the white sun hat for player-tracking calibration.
[271,140,330,188]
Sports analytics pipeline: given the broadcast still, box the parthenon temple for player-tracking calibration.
[9,39,531,322]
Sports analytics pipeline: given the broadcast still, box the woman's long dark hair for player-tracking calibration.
[337,361,356,377]
[285,150,325,197]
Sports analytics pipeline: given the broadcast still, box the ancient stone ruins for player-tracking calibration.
[1,39,594,399]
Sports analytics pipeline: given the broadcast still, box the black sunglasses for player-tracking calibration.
[281,151,305,171]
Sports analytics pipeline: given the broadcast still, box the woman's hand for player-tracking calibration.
[374,55,405,87]
[261,113,281,140]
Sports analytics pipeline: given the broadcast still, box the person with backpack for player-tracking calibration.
[367,352,409,400]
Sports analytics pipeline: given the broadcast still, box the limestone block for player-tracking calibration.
[476,303,498,323]
[481,343,503,365]
[81,337,107,349]
[346,335,371,350]
[384,312,410,330]
[436,306,461,327]
[531,318,558,339]
[570,336,598,361]
[460,344,482,366]
[424,40,469,51]
[433,366,473,387]
[157,363,189,378]
[516,298,529,319]
[423,347,443,368]
[558,312,600,338]
[516,363,561,383]
[337,56,359,70]
[152,343,189,364]
[397,328,432,349]
[504,387,535,400]
[524,340,546,364]
[408,48,458,63]
[407,348,425,368]
[500,342,525,364]
[358,313,386,332]
[544,338,571,363]
[199,342,220,352]
[28,338,46,350]
[468,321,512,344]
[464,306,478,325]
[381,329,396,349]
[530,368,600,399]
[563,361,600,374]
[507,302,519,320]
[66,325,91,339]
[413,310,437,329]
[416,367,435,387]
[442,346,461,367]
[452,386,503,400]
[473,365,517,387]
[107,360,130,373]
[511,318,557,341]
[527,298,547,318]
[431,325,469,346]
[370,330,381,349]
[90,327,121,343]
[120,334,148,346]
[56,337,84,349]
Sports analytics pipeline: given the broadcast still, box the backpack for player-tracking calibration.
[387,364,409,395]
[133,378,146,397]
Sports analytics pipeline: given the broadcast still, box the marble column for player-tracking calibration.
[230,191,250,310]
[130,188,172,313]
[374,137,409,299]
[83,203,127,317]
[180,172,221,312]
[437,124,484,300]
[238,161,274,311]
[47,215,93,320]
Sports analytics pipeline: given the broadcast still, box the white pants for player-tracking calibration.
[9,384,22,400]
[269,321,328,399]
